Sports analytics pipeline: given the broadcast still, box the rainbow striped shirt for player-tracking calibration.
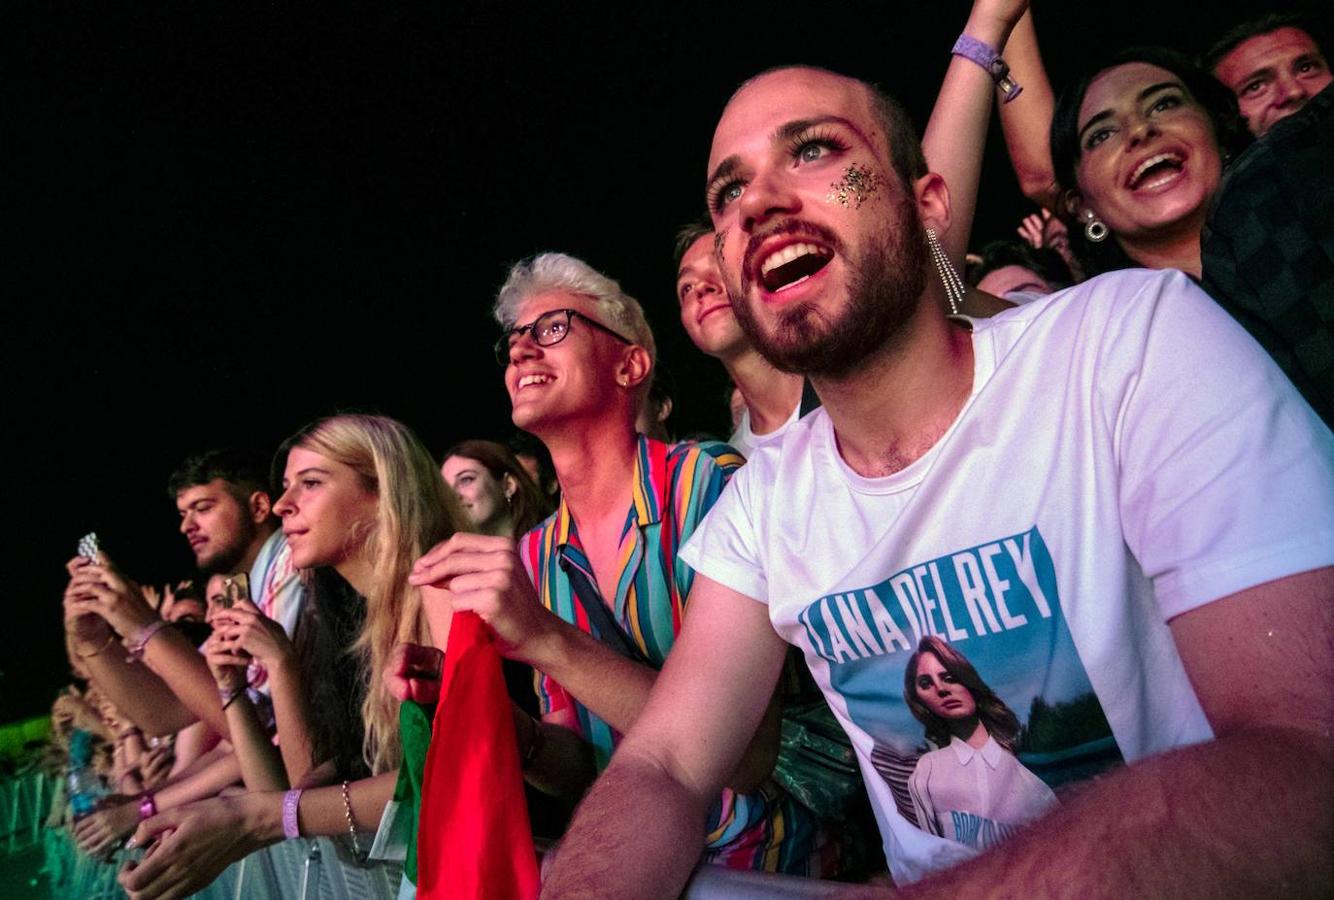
[518,436,821,873]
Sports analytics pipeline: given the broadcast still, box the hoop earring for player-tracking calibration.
[925,227,964,317]
[1081,209,1108,243]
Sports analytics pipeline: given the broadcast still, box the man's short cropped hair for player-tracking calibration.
[964,240,1073,290]
[731,66,929,190]
[1203,13,1329,74]
[673,220,713,269]
[493,252,657,364]
[167,448,273,502]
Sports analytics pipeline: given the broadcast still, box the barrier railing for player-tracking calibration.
[29,779,854,899]
[1,769,54,853]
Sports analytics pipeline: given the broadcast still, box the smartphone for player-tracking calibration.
[77,532,101,562]
[219,573,250,610]
[218,573,253,662]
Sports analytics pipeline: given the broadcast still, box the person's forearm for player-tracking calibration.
[78,639,197,736]
[543,750,710,899]
[225,695,288,791]
[899,727,1332,898]
[528,620,779,792]
[922,6,1022,270]
[155,751,242,811]
[168,721,214,778]
[292,770,397,839]
[520,714,597,801]
[526,620,657,736]
[165,740,227,784]
[141,629,231,737]
[265,658,321,787]
[996,11,1060,209]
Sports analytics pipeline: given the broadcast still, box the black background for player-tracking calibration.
[6,0,1320,722]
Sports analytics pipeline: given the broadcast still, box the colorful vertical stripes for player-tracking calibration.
[514,437,820,872]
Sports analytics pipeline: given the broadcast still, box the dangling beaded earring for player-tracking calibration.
[925,227,964,317]
[1081,209,1108,243]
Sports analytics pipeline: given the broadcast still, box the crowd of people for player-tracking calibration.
[51,2,1331,898]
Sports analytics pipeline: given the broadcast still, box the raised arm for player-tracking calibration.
[210,599,326,787]
[922,0,1030,270]
[892,568,1334,897]
[202,629,288,791]
[996,10,1062,210]
[542,574,790,899]
[65,558,232,737]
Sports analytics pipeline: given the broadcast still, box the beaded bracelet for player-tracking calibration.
[125,620,170,662]
[340,780,364,860]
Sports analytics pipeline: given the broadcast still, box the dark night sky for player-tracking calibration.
[6,0,1317,722]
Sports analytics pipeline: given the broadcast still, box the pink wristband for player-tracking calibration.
[137,793,157,822]
[125,620,170,661]
[282,788,303,840]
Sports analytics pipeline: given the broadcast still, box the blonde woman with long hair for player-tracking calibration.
[120,414,467,897]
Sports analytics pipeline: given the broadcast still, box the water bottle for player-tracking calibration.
[67,728,106,821]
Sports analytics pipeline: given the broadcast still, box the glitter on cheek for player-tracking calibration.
[826,164,883,209]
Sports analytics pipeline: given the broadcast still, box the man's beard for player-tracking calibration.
[197,524,256,575]
[727,195,927,379]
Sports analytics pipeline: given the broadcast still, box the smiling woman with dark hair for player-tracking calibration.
[904,636,1056,851]
[1045,46,1250,279]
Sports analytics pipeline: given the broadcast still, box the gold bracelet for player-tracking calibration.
[75,632,117,659]
[340,780,364,861]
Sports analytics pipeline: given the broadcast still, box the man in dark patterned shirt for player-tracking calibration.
[1201,81,1334,426]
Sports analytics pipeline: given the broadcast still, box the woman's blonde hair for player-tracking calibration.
[283,414,466,773]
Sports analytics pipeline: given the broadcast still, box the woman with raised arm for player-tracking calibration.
[995,14,1249,278]
[117,414,467,899]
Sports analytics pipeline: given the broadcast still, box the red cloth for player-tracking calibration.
[417,612,540,900]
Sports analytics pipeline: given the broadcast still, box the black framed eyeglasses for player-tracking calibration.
[494,308,633,365]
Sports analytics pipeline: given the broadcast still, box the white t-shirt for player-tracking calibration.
[680,269,1334,885]
[729,402,802,460]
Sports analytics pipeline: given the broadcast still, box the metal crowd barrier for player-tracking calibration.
[35,833,856,899]
[25,775,852,900]
[1,769,54,853]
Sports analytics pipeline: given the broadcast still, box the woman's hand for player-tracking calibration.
[409,532,558,664]
[384,642,444,705]
[210,600,294,672]
[64,559,159,638]
[201,631,248,693]
[63,558,116,645]
[968,0,1030,32]
[138,743,176,791]
[119,793,277,900]
[73,796,139,860]
[1017,210,1048,248]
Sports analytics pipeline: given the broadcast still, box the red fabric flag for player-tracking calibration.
[417,612,540,899]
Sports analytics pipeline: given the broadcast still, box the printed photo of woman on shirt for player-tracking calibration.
[904,635,1057,850]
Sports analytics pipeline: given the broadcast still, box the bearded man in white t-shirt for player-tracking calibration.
[543,64,1334,898]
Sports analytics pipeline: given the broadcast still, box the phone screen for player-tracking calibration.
[219,573,250,610]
